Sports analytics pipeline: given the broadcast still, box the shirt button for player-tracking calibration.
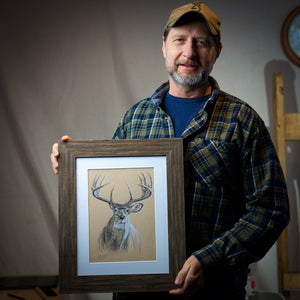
[164,116,168,120]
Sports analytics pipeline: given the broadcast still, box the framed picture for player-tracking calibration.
[281,6,300,67]
[58,138,185,293]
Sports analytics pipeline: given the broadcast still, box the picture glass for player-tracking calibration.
[76,156,169,276]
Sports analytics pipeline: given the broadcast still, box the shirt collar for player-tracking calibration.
[150,76,220,107]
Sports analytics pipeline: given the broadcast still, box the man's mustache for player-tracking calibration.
[176,59,200,67]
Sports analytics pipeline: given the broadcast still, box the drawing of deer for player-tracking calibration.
[91,172,152,254]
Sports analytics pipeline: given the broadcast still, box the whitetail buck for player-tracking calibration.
[91,172,152,254]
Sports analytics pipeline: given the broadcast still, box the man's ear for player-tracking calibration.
[162,36,166,58]
[216,43,223,59]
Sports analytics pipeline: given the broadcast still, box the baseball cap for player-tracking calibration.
[165,1,221,36]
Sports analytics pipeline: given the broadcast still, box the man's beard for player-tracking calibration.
[170,69,206,86]
[167,60,207,87]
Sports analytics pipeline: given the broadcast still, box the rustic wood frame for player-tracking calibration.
[58,139,185,293]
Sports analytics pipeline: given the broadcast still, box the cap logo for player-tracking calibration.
[191,1,202,11]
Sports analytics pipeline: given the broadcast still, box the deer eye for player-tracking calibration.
[125,208,130,213]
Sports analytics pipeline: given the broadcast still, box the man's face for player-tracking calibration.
[162,21,220,87]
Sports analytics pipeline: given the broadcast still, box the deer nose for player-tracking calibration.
[116,210,126,218]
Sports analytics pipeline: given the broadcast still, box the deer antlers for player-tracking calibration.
[91,172,152,204]
[128,172,152,203]
[91,174,115,204]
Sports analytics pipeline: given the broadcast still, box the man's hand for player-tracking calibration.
[50,135,72,174]
[169,255,204,299]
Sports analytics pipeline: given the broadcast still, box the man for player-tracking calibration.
[51,2,290,299]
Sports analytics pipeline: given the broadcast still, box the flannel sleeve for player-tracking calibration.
[193,109,290,269]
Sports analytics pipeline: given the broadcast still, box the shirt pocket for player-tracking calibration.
[187,139,236,187]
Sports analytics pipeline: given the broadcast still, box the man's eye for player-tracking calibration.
[197,40,209,47]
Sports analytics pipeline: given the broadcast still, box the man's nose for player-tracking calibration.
[182,41,196,58]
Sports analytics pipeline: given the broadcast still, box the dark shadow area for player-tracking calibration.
[264,60,298,136]
[264,60,300,300]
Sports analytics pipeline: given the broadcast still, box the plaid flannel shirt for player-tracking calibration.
[113,77,290,272]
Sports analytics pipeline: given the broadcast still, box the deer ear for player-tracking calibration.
[129,203,143,213]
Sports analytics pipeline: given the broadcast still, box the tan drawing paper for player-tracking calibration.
[88,168,156,263]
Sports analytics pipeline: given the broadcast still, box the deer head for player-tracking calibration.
[91,172,152,230]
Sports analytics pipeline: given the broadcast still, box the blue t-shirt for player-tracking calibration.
[163,92,210,137]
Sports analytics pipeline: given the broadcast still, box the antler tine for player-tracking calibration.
[91,173,113,203]
[92,173,101,189]
[141,172,152,189]
[128,172,152,203]
[91,173,104,192]
[127,182,134,200]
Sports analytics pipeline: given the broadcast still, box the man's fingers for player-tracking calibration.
[169,256,204,298]
[50,147,59,174]
[50,136,72,175]
[174,262,189,286]
[61,135,72,142]
[52,143,59,156]
[169,259,191,295]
